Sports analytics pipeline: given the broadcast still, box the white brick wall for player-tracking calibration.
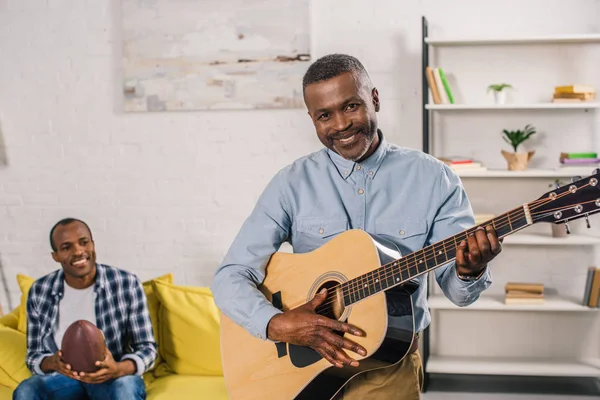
[0,0,599,310]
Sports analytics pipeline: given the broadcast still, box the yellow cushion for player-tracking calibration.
[152,280,222,377]
[141,273,173,384]
[146,374,228,400]
[0,306,20,330]
[0,385,14,398]
[16,274,35,334]
[0,326,31,389]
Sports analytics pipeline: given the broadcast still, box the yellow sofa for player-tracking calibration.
[0,274,229,399]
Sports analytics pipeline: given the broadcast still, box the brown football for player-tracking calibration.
[60,320,106,373]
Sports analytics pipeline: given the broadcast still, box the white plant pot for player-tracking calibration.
[494,91,506,105]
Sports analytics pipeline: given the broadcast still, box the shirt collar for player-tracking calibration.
[50,263,108,297]
[326,129,388,180]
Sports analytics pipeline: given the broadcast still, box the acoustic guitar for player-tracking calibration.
[220,171,600,399]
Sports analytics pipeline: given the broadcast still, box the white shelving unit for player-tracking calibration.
[453,168,596,178]
[425,33,600,46]
[421,16,600,388]
[426,103,600,110]
[427,294,597,312]
[503,233,600,245]
[426,356,600,377]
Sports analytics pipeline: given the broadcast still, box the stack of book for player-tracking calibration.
[437,156,487,173]
[583,267,600,308]
[552,84,596,103]
[425,66,455,104]
[557,152,600,170]
[505,282,545,305]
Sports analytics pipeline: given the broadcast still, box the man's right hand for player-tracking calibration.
[266,288,367,368]
[41,351,79,378]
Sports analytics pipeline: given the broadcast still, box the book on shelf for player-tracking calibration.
[560,152,598,160]
[437,68,454,104]
[433,68,450,104]
[553,92,596,100]
[555,84,595,94]
[505,297,545,305]
[425,66,442,104]
[560,158,600,165]
[505,282,544,293]
[438,156,472,164]
[583,267,600,308]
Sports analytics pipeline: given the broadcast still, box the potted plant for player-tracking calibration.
[488,83,513,105]
[501,124,536,171]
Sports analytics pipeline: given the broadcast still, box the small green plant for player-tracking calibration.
[502,124,536,152]
[487,83,513,92]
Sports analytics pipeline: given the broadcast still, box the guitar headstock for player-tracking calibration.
[531,170,600,227]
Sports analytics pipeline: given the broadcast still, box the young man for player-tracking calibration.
[211,54,502,399]
[13,218,157,400]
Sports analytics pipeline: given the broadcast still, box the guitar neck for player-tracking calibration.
[340,204,533,306]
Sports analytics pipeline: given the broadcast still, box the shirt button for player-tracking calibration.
[358,189,364,195]
[344,171,349,175]
[399,230,406,235]
[319,228,324,234]
[356,165,362,171]
[369,171,374,176]
[257,334,263,339]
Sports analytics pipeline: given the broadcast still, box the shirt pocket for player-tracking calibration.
[375,219,429,251]
[293,217,349,253]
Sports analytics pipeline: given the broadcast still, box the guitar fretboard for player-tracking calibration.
[340,206,530,306]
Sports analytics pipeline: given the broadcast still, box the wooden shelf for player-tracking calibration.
[503,233,600,245]
[425,33,600,46]
[426,356,600,377]
[455,168,597,178]
[426,103,600,110]
[427,294,597,312]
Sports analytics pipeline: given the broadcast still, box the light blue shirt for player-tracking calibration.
[211,132,492,341]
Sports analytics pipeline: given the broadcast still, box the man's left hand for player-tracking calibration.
[456,225,502,278]
[77,349,133,384]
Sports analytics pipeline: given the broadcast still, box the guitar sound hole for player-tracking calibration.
[314,280,346,324]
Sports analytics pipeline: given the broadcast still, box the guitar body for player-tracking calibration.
[220,229,416,400]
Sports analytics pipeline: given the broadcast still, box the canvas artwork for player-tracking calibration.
[121,0,311,112]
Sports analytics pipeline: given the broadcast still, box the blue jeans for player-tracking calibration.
[12,373,145,400]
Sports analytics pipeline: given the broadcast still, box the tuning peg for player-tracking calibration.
[585,214,591,228]
[564,221,571,234]
[571,175,582,183]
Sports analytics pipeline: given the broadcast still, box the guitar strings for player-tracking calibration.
[311,198,550,312]
[286,184,594,314]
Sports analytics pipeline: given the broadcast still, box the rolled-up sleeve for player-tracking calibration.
[25,286,54,375]
[430,165,492,306]
[211,171,292,340]
[124,277,158,375]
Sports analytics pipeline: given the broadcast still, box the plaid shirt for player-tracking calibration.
[26,264,157,376]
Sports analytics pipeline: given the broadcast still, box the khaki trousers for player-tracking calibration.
[338,350,424,400]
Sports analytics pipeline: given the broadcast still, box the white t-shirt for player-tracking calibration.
[53,282,97,349]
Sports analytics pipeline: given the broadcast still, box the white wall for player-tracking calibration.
[1,0,599,311]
